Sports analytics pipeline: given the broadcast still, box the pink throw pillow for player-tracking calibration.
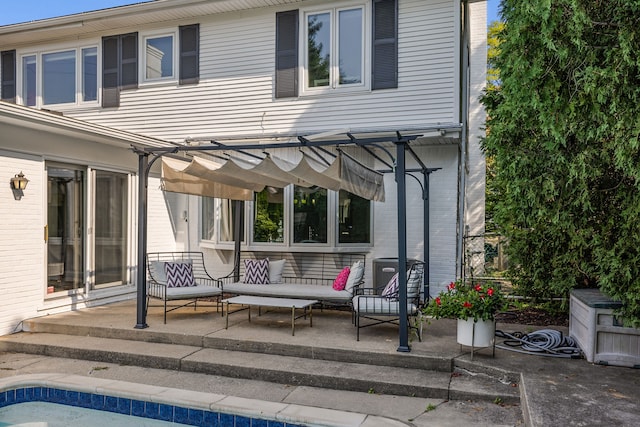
[333,267,351,290]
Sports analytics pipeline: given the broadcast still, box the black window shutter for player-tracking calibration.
[102,36,120,108]
[120,32,138,90]
[1,50,16,103]
[102,33,138,108]
[275,10,298,99]
[179,24,200,85]
[372,0,398,90]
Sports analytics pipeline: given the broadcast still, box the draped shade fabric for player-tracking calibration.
[161,151,385,202]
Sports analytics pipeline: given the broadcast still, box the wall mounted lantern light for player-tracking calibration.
[10,172,29,191]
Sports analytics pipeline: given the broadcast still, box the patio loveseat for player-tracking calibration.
[146,252,223,323]
[219,252,366,307]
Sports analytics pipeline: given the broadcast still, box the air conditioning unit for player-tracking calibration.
[372,258,421,293]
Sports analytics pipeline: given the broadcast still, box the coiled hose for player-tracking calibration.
[495,329,583,358]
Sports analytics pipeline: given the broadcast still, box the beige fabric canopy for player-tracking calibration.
[161,151,385,202]
[162,157,255,200]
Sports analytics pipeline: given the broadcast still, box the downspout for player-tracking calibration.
[456,0,470,279]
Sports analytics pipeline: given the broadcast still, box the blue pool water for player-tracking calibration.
[0,402,185,426]
[0,386,302,427]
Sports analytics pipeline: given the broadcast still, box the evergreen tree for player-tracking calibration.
[482,0,640,326]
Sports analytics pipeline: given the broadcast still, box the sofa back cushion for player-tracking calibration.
[333,266,351,290]
[244,258,270,284]
[345,260,365,293]
[381,273,399,299]
[165,262,196,288]
[269,259,286,284]
[406,267,422,298]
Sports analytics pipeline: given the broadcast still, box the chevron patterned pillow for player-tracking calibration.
[243,258,270,284]
[381,273,399,300]
[164,262,196,288]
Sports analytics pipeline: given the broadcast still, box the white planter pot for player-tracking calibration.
[457,318,495,347]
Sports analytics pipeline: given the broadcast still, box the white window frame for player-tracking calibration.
[16,43,101,109]
[200,188,373,251]
[80,46,99,104]
[300,1,370,96]
[20,53,37,107]
[140,30,178,84]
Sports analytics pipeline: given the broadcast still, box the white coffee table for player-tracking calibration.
[222,295,318,335]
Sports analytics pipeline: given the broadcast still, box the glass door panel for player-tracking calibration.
[94,171,128,288]
[47,166,85,294]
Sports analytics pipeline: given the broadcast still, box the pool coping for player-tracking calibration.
[0,374,404,427]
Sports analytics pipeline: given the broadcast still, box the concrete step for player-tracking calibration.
[0,332,519,404]
[23,318,452,372]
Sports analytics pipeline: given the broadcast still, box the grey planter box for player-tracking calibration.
[569,289,640,368]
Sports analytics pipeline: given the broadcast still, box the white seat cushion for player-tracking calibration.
[165,285,222,300]
[352,295,417,315]
[224,282,352,302]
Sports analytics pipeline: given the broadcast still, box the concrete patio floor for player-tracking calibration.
[0,299,638,426]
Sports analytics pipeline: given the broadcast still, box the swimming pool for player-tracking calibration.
[0,386,284,426]
[0,401,186,426]
[0,374,367,427]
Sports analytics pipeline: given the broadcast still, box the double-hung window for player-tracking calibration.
[276,0,397,99]
[17,45,99,108]
[22,55,36,106]
[142,32,176,82]
[304,4,367,92]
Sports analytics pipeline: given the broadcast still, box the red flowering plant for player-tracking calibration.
[423,280,506,322]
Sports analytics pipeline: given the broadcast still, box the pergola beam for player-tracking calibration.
[133,129,452,350]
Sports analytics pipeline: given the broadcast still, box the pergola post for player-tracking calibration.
[423,170,431,302]
[396,140,409,352]
[233,200,244,282]
[135,151,149,329]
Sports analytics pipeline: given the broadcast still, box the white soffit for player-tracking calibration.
[0,101,173,149]
[0,0,304,46]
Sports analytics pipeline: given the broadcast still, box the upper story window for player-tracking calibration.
[82,47,98,102]
[43,50,76,104]
[305,6,365,91]
[102,25,198,107]
[276,0,397,99]
[22,55,36,106]
[0,24,198,108]
[17,45,99,108]
[142,32,176,82]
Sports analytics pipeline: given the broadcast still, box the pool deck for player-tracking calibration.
[0,299,638,426]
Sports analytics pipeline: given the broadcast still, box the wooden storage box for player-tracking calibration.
[569,289,640,368]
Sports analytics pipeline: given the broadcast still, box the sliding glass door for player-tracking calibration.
[46,165,85,294]
[93,170,128,288]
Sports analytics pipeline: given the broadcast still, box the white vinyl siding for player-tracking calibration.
[67,0,457,141]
